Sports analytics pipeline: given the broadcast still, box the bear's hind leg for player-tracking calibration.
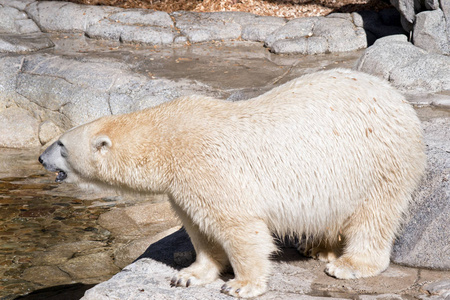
[325,193,408,279]
[220,219,277,298]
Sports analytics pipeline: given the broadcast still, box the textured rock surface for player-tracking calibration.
[0,33,54,53]
[97,201,178,240]
[25,1,120,32]
[356,35,450,93]
[413,9,450,55]
[390,0,450,54]
[392,115,450,270]
[0,107,40,148]
[81,228,446,300]
[266,15,368,54]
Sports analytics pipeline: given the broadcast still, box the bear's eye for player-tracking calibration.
[57,141,68,158]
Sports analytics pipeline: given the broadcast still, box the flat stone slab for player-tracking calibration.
[0,33,54,52]
[81,229,445,300]
[392,112,450,270]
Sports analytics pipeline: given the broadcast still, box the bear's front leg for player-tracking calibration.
[219,219,277,298]
[170,217,229,287]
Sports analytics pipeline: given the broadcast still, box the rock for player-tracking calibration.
[271,36,328,55]
[21,265,72,286]
[239,15,286,42]
[113,226,180,269]
[314,16,366,53]
[422,280,450,298]
[389,0,450,48]
[31,240,107,266]
[85,9,175,45]
[0,0,36,11]
[13,53,216,128]
[38,120,62,145]
[98,201,178,240]
[109,9,173,27]
[81,258,321,300]
[389,54,450,92]
[413,9,450,55]
[356,35,450,93]
[389,0,420,27]
[16,71,111,129]
[267,16,366,54]
[0,33,54,53]
[391,116,450,270]
[0,6,37,34]
[137,228,195,268]
[0,56,23,109]
[242,23,283,42]
[60,250,120,280]
[172,11,242,43]
[0,107,39,148]
[81,229,423,300]
[87,20,175,45]
[25,1,120,32]
[265,17,317,48]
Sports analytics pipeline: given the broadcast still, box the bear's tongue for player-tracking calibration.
[56,171,67,182]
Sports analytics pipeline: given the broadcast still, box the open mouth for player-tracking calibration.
[55,170,67,182]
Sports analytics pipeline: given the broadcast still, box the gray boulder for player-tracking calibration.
[172,11,243,43]
[85,9,176,45]
[0,107,40,148]
[389,0,450,53]
[86,20,175,45]
[356,35,450,93]
[0,5,40,34]
[266,15,367,54]
[25,1,120,32]
[0,0,36,11]
[109,9,173,27]
[392,116,450,270]
[413,9,449,55]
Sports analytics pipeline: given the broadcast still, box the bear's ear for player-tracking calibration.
[93,135,112,154]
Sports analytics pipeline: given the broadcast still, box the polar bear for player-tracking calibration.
[39,69,426,298]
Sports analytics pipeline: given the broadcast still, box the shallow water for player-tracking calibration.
[0,149,122,299]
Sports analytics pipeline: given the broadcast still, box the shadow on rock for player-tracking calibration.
[14,283,96,300]
[135,228,196,270]
[358,8,407,45]
[135,228,309,271]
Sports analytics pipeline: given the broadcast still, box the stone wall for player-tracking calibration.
[390,0,449,54]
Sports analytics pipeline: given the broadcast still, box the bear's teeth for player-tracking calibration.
[56,171,67,182]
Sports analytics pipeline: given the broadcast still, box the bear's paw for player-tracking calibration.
[170,265,219,287]
[220,279,267,298]
[325,255,387,279]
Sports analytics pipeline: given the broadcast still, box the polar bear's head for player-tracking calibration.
[39,114,172,194]
[38,120,112,188]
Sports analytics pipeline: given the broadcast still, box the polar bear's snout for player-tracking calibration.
[39,140,69,182]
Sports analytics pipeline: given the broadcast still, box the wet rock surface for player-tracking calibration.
[0,149,178,299]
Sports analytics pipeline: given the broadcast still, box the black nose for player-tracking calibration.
[38,156,43,164]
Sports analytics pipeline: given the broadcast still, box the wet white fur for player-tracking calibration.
[40,69,426,298]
